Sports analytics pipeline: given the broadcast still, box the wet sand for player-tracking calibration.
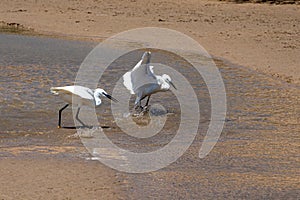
[0,0,299,84]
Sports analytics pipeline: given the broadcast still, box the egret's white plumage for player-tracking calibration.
[50,85,117,128]
[123,51,176,110]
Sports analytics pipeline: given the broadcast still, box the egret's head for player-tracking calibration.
[95,88,106,96]
[142,51,151,64]
[162,74,177,90]
[162,74,171,82]
[95,88,118,102]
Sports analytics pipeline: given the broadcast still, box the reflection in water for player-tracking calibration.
[0,34,299,198]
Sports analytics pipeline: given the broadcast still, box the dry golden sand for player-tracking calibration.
[0,0,299,84]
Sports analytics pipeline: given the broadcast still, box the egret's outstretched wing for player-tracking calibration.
[50,85,94,100]
[123,52,157,94]
[122,71,135,94]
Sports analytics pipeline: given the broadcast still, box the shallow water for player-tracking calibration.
[0,34,95,132]
[0,33,299,198]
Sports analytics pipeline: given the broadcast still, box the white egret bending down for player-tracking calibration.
[50,85,118,128]
[123,51,176,111]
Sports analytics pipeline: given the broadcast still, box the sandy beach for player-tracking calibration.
[0,0,299,199]
[0,0,299,84]
[0,157,124,199]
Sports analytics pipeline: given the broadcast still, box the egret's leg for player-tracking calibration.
[134,102,142,114]
[139,95,151,114]
[138,95,152,115]
[145,95,151,107]
[75,107,86,127]
[134,96,143,111]
[58,104,69,128]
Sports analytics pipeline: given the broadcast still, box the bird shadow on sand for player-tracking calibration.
[61,125,111,129]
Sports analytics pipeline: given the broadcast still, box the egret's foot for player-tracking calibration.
[58,125,61,129]
[143,105,151,112]
[134,105,143,112]
[131,110,145,117]
[133,105,144,114]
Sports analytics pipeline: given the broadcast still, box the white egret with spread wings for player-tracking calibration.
[123,51,176,111]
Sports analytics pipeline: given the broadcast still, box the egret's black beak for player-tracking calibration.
[167,80,177,90]
[103,93,118,102]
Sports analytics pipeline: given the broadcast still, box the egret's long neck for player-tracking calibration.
[94,92,102,106]
[141,57,150,66]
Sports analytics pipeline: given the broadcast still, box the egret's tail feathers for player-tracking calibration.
[50,87,60,95]
[123,72,135,94]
